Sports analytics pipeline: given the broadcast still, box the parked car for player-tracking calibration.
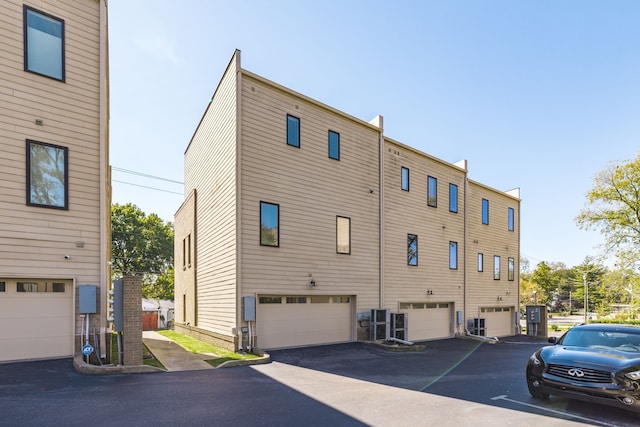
[526,323,640,412]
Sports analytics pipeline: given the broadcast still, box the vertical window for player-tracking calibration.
[482,198,489,225]
[407,234,418,266]
[478,253,484,272]
[508,257,515,281]
[0,282,5,292]
[427,176,437,207]
[401,167,409,191]
[449,242,458,270]
[494,256,501,280]
[26,140,68,209]
[24,6,64,81]
[286,114,300,148]
[508,207,515,231]
[328,130,340,160]
[449,183,458,213]
[336,216,350,254]
[260,202,279,247]
[182,238,186,269]
[187,234,192,267]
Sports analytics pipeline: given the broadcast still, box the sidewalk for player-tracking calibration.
[142,330,214,371]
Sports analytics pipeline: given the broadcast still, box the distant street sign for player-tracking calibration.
[82,344,94,356]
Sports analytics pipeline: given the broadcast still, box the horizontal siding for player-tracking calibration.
[383,140,466,311]
[0,0,104,290]
[183,53,238,335]
[240,75,380,313]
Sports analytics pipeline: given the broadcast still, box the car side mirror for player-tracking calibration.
[548,337,557,344]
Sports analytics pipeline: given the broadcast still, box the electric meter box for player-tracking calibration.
[78,285,97,314]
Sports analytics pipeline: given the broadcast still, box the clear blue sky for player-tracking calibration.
[108,0,640,269]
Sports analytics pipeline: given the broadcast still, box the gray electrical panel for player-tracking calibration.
[78,285,97,314]
[113,280,124,332]
[243,296,256,321]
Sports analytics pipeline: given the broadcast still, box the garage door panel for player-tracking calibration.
[400,303,452,341]
[483,308,513,337]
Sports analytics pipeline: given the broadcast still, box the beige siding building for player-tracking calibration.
[175,50,520,351]
[0,0,110,362]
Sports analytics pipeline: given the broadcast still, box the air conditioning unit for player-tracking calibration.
[370,309,390,341]
[390,312,408,341]
[468,318,486,336]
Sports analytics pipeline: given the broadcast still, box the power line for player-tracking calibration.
[112,166,183,185]
[113,179,183,195]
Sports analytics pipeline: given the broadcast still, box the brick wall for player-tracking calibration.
[122,276,142,365]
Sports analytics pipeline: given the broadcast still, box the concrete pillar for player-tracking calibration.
[122,276,142,365]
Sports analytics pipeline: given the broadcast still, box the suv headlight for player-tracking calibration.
[529,353,542,366]
[625,370,640,381]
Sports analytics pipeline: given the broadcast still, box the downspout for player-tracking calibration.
[463,166,469,336]
[377,117,384,309]
[235,50,243,350]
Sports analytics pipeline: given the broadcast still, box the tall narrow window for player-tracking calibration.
[449,242,458,270]
[508,257,515,281]
[401,167,409,191]
[286,114,300,148]
[182,238,186,269]
[508,207,515,231]
[427,176,437,207]
[494,256,501,280]
[478,253,484,272]
[449,183,458,213]
[482,198,489,225]
[336,216,350,254]
[407,234,418,266]
[328,130,340,160]
[0,282,5,292]
[24,6,64,81]
[26,140,68,209]
[187,234,192,267]
[260,202,279,246]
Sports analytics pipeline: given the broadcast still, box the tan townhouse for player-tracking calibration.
[175,50,520,351]
[0,0,110,362]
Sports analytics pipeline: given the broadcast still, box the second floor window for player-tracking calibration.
[478,253,483,272]
[336,216,350,254]
[449,242,458,270]
[449,183,458,213]
[260,202,279,247]
[482,198,489,225]
[286,115,300,148]
[27,140,68,209]
[427,176,437,207]
[407,234,418,266]
[494,255,501,280]
[24,6,64,81]
[508,257,515,281]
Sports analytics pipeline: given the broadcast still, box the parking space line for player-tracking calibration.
[491,395,616,427]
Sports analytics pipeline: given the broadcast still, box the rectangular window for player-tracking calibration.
[27,140,68,209]
[0,282,5,292]
[328,130,340,160]
[15,281,63,292]
[478,253,484,272]
[407,234,418,266]
[494,256,501,280]
[401,167,409,191]
[260,202,279,247]
[336,216,351,254]
[508,207,515,231]
[449,242,458,270]
[24,6,64,81]
[482,198,489,225]
[182,238,186,269]
[18,282,39,292]
[286,114,300,148]
[286,296,307,304]
[449,183,458,213]
[259,296,282,304]
[427,176,437,207]
[187,234,192,267]
[508,257,515,281]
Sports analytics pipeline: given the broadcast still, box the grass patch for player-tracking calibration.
[110,332,165,369]
[156,330,259,366]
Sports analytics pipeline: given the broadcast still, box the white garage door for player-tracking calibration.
[399,302,452,341]
[257,295,352,349]
[482,307,514,337]
[0,279,73,362]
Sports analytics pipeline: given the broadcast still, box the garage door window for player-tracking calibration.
[259,296,282,304]
[286,296,307,304]
[17,281,65,292]
[0,282,5,292]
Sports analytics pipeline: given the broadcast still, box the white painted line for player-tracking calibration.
[491,395,617,427]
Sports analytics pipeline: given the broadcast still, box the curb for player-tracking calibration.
[73,354,165,375]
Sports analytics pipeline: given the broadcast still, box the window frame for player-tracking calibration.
[482,198,489,225]
[26,139,69,210]
[407,234,418,266]
[328,130,340,160]
[508,207,515,231]
[494,255,501,280]
[508,257,515,281]
[427,176,437,207]
[449,241,458,270]
[286,114,300,148]
[260,201,280,247]
[23,5,65,81]
[336,216,351,254]
[478,253,484,272]
[401,167,410,191]
[449,183,458,213]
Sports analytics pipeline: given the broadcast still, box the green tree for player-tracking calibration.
[576,154,640,269]
[111,203,174,299]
